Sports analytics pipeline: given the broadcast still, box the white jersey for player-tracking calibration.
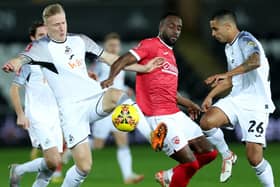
[91,60,126,90]
[20,34,104,105]
[225,31,275,113]
[13,64,59,123]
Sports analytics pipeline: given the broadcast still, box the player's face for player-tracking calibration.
[104,38,121,55]
[210,19,229,43]
[159,16,182,46]
[45,12,67,42]
[34,26,47,40]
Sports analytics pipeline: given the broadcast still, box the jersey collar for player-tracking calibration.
[229,31,242,45]
[47,35,67,44]
[157,36,173,50]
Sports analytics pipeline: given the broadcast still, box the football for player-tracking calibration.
[111,104,139,132]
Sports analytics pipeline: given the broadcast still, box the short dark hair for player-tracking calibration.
[160,11,182,22]
[104,32,120,42]
[211,9,237,23]
[29,20,44,37]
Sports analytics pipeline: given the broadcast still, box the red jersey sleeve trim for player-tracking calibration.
[129,49,141,61]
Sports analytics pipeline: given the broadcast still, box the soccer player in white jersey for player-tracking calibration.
[199,10,275,186]
[2,3,163,187]
[9,20,64,187]
[90,33,144,184]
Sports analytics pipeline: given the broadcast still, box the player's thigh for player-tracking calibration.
[30,122,62,152]
[71,140,92,172]
[92,115,112,139]
[102,88,125,112]
[60,101,92,149]
[200,97,237,130]
[147,111,203,157]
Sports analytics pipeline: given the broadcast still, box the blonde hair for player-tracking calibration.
[42,3,65,22]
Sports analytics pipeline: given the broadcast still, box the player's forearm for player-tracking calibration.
[176,93,193,107]
[10,84,24,116]
[207,79,232,99]
[226,52,260,77]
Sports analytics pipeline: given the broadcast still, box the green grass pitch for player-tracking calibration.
[0,143,279,187]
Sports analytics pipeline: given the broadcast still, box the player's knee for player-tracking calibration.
[45,156,61,171]
[77,161,92,174]
[247,154,263,166]
[200,115,215,130]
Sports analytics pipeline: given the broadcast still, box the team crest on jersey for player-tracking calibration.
[172,136,180,144]
[65,46,72,55]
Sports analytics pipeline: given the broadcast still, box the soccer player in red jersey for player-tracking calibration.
[102,12,218,187]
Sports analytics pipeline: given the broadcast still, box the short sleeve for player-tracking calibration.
[129,40,150,61]
[13,64,31,86]
[238,35,260,60]
[80,34,104,57]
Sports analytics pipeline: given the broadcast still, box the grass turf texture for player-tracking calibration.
[0,143,279,187]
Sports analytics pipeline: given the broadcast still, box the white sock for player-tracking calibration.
[254,159,275,187]
[203,128,232,159]
[61,165,87,187]
[122,98,152,141]
[117,146,133,180]
[32,168,54,187]
[15,157,48,176]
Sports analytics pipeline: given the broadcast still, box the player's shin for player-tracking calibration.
[169,160,200,187]
[253,159,275,187]
[195,149,218,168]
[61,165,88,187]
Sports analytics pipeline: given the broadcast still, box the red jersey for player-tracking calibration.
[130,37,180,116]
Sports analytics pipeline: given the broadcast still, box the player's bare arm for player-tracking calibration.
[2,55,32,74]
[206,52,260,86]
[101,52,164,88]
[10,83,30,129]
[202,77,232,112]
[176,93,201,120]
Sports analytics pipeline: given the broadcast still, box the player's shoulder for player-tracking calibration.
[238,31,257,44]
[140,37,159,44]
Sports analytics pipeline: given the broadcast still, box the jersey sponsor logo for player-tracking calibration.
[25,43,33,52]
[68,59,83,69]
[161,61,178,76]
[65,46,72,55]
[163,51,169,55]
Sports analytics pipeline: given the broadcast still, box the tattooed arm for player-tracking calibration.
[205,52,260,86]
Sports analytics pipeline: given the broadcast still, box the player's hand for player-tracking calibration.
[88,71,98,80]
[144,57,164,72]
[205,73,228,87]
[201,96,213,112]
[17,114,30,130]
[2,61,15,73]
[186,102,201,120]
[101,77,114,88]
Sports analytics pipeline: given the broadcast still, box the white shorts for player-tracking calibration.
[214,96,269,146]
[146,111,203,156]
[27,117,63,153]
[91,114,122,139]
[60,92,109,148]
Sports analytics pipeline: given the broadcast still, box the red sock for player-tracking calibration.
[169,160,200,187]
[195,149,218,168]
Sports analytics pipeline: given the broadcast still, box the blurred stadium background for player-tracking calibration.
[0,0,279,186]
